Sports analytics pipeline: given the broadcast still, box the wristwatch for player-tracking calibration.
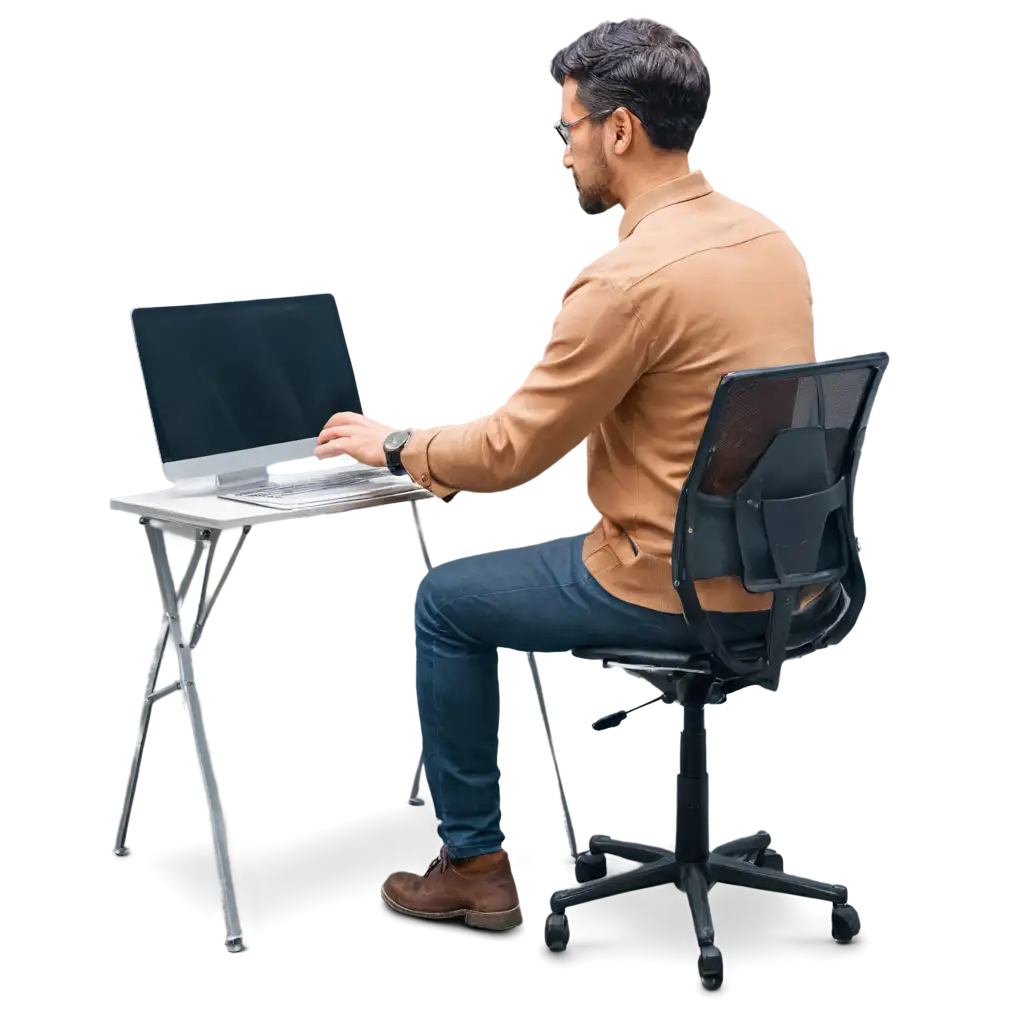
[383,428,414,476]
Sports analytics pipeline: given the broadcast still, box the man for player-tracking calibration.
[315,18,814,931]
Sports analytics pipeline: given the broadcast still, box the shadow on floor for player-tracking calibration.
[138,802,897,987]
[138,802,1024,995]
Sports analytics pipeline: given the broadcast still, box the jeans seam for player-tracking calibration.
[434,573,593,618]
[428,634,446,834]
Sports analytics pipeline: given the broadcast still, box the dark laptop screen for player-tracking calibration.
[132,294,362,464]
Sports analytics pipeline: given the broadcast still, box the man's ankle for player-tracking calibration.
[452,849,506,870]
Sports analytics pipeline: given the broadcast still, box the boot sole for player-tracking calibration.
[381,887,523,931]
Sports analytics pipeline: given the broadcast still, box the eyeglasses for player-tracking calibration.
[554,109,613,147]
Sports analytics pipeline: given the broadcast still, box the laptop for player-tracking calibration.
[131,293,420,509]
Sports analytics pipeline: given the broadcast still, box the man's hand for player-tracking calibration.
[315,412,398,467]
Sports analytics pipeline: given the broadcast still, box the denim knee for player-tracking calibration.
[414,565,450,633]
[415,556,475,633]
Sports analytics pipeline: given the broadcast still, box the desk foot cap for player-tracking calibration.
[408,797,425,807]
[225,937,245,953]
[114,847,130,857]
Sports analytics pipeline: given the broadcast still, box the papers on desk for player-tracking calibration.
[100,479,428,532]
[219,469,420,510]
[266,462,366,485]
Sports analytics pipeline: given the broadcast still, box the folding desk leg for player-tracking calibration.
[524,655,581,856]
[144,523,244,953]
[190,528,234,647]
[552,761,577,856]
[108,618,168,860]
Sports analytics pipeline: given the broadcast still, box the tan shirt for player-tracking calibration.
[400,170,815,613]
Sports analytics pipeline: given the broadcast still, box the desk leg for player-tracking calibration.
[109,618,168,860]
[528,651,577,860]
[144,523,244,953]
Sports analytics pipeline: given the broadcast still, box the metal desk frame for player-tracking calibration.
[108,520,253,950]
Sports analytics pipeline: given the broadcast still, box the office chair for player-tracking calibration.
[545,353,888,990]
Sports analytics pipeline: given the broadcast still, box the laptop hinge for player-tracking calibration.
[167,475,220,495]
[216,466,270,491]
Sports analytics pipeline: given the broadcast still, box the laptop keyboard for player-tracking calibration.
[235,468,387,499]
[222,466,417,509]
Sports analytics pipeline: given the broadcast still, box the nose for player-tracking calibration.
[562,147,573,169]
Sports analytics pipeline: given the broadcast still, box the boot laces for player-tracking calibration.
[424,846,451,877]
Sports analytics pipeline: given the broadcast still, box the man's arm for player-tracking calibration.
[401,277,650,500]
[462,319,581,499]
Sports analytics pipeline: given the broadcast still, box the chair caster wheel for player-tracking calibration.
[575,851,607,883]
[697,945,723,990]
[225,937,245,953]
[544,913,570,952]
[831,903,860,943]
[755,848,783,871]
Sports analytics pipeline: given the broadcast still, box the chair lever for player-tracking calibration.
[589,712,626,737]
[592,693,674,731]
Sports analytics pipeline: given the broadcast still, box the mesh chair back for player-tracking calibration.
[672,354,888,689]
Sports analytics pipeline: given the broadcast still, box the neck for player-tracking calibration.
[617,153,692,210]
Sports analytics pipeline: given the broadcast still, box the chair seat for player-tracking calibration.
[571,646,710,671]
[571,582,847,676]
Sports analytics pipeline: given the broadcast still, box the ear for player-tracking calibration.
[609,107,635,155]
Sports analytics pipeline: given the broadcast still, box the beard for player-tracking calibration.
[573,148,615,215]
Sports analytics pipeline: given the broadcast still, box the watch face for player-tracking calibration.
[384,433,403,451]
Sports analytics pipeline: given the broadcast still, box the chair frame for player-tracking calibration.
[545,354,889,990]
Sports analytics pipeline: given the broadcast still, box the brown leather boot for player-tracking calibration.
[381,847,523,931]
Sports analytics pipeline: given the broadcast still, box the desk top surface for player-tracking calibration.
[110,482,432,529]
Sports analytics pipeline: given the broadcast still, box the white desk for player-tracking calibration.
[110,477,430,531]
[107,485,432,950]
[105,483,647,954]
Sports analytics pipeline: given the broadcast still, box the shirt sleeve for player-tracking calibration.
[400,276,649,500]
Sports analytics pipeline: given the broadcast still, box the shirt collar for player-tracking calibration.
[617,170,714,242]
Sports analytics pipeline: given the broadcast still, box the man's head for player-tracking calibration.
[550,19,710,214]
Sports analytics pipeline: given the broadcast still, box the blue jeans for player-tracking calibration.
[414,533,768,859]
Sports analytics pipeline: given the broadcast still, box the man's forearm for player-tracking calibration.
[448,440,585,503]
[368,395,581,499]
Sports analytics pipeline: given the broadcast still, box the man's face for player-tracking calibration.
[561,78,616,215]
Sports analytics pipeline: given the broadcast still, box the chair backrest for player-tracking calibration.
[671,353,888,690]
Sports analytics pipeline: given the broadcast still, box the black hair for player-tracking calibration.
[550,19,710,152]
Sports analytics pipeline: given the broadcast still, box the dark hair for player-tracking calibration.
[550,19,710,152]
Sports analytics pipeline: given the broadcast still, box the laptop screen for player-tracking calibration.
[132,294,363,464]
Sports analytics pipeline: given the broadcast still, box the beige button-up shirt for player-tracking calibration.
[400,170,815,613]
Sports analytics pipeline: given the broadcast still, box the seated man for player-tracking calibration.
[315,17,815,932]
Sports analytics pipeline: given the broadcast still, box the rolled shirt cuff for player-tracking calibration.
[400,427,460,502]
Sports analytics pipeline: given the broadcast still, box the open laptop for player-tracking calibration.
[131,293,420,509]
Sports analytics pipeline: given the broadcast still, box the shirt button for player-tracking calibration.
[420,473,428,482]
